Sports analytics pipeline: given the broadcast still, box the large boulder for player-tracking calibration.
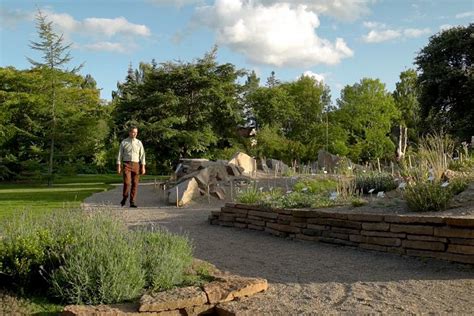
[229,152,256,176]
[256,157,270,173]
[317,150,341,173]
[168,178,199,206]
[266,158,289,174]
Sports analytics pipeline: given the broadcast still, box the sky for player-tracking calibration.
[1,0,473,102]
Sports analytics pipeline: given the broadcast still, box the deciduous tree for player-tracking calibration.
[415,24,474,140]
[336,78,400,162]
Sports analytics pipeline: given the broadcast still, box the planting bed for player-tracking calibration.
[209,202,474,265]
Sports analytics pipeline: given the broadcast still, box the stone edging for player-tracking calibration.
[62,267,268,315]
[209,203,474,265]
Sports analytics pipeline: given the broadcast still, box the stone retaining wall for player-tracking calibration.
[209,203,474,265]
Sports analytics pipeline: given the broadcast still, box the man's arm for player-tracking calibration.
[139,142,146,175]
[117,141,123,174]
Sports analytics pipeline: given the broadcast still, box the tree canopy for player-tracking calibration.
[112,48,246,172]
[415,23,474,140]
[336,78,400,162]
[3,22,472,178]
[0,67,107,179]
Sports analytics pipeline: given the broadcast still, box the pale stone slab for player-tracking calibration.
[203,276,268,304]
[139,286,208,312]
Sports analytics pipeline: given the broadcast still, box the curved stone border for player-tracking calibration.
[62,264,268,315]
[209,203,474,265]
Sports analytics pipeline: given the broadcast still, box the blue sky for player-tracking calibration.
[1,0,472,102]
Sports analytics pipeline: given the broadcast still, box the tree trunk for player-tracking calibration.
[397,125,408,161]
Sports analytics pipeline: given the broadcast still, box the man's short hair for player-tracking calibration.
[129,126,138,132]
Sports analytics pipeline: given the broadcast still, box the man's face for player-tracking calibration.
[129,128,138,139]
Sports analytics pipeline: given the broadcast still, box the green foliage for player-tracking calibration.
[449,156,474,173]
[112,48,245,173]
[355,172,397,194]
[418,133,454,181]
[0,66,107,180]
[181,260,215,288]
[236,185,263,204]
[208,143,246,161]
[27,10,85,185]
[351,197,368,207]
[393,69,420,143]
[0,210,194,305]
[0,289,63,315]
[335,176,358,201]
[137,229,193,292]
[415,24,474,140]
[278,192,334,209]
[249,85,295,130]
[404,181,454,212]
[449,178,469,196]
[255,125,290,162]
[0,217,58,290]
[293,177,337,194]
[248,74,333,163]
[336,78,400,162]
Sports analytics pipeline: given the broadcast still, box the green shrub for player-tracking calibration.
[48,213,145,305]
[0,210,195,305]
[236,186,263,204]
[279,192,314,208]
[351,197,368,207]
[293,177,337,194]
[181,260,215,288]
[137,229,193,292]
[355,172,397,193]
[0,213,74,292]
[449,178,469,195]
[404,181,454,212]
[266,192,335,209]
[449,157,474,173]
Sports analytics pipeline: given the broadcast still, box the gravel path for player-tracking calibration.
[84,183,474,314]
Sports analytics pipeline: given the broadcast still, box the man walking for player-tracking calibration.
[117,126,146,208]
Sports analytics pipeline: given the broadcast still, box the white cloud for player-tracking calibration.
[363,21,386,29]
[301,70,325,82]
[0,7,33,28]
[258,0,375,21]
[439,24,453,31]
[45,11,151,37]
[83,41,129,53]
[455,11,474,19]
[147,0,204,7]
[403,28,431,38]
[362,22,432,43]
[362,29,400,43]
[195,0,353,67]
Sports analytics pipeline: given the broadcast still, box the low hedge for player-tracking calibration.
[0,210,193,305]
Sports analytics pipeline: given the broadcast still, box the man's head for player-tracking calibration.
[129,126,138,139]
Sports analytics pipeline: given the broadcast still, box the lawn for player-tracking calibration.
[0,174,167,219]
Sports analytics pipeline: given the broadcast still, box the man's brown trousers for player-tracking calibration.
[122,161,140,203]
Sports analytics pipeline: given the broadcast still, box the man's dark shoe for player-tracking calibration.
[120,198,127,207]
[130,203,138,208]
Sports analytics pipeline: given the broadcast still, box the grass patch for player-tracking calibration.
[0,174,168,219]
[0,183,112,219]
[0,289,63,315]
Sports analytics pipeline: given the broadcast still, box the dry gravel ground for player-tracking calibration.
[84,183,474,315]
